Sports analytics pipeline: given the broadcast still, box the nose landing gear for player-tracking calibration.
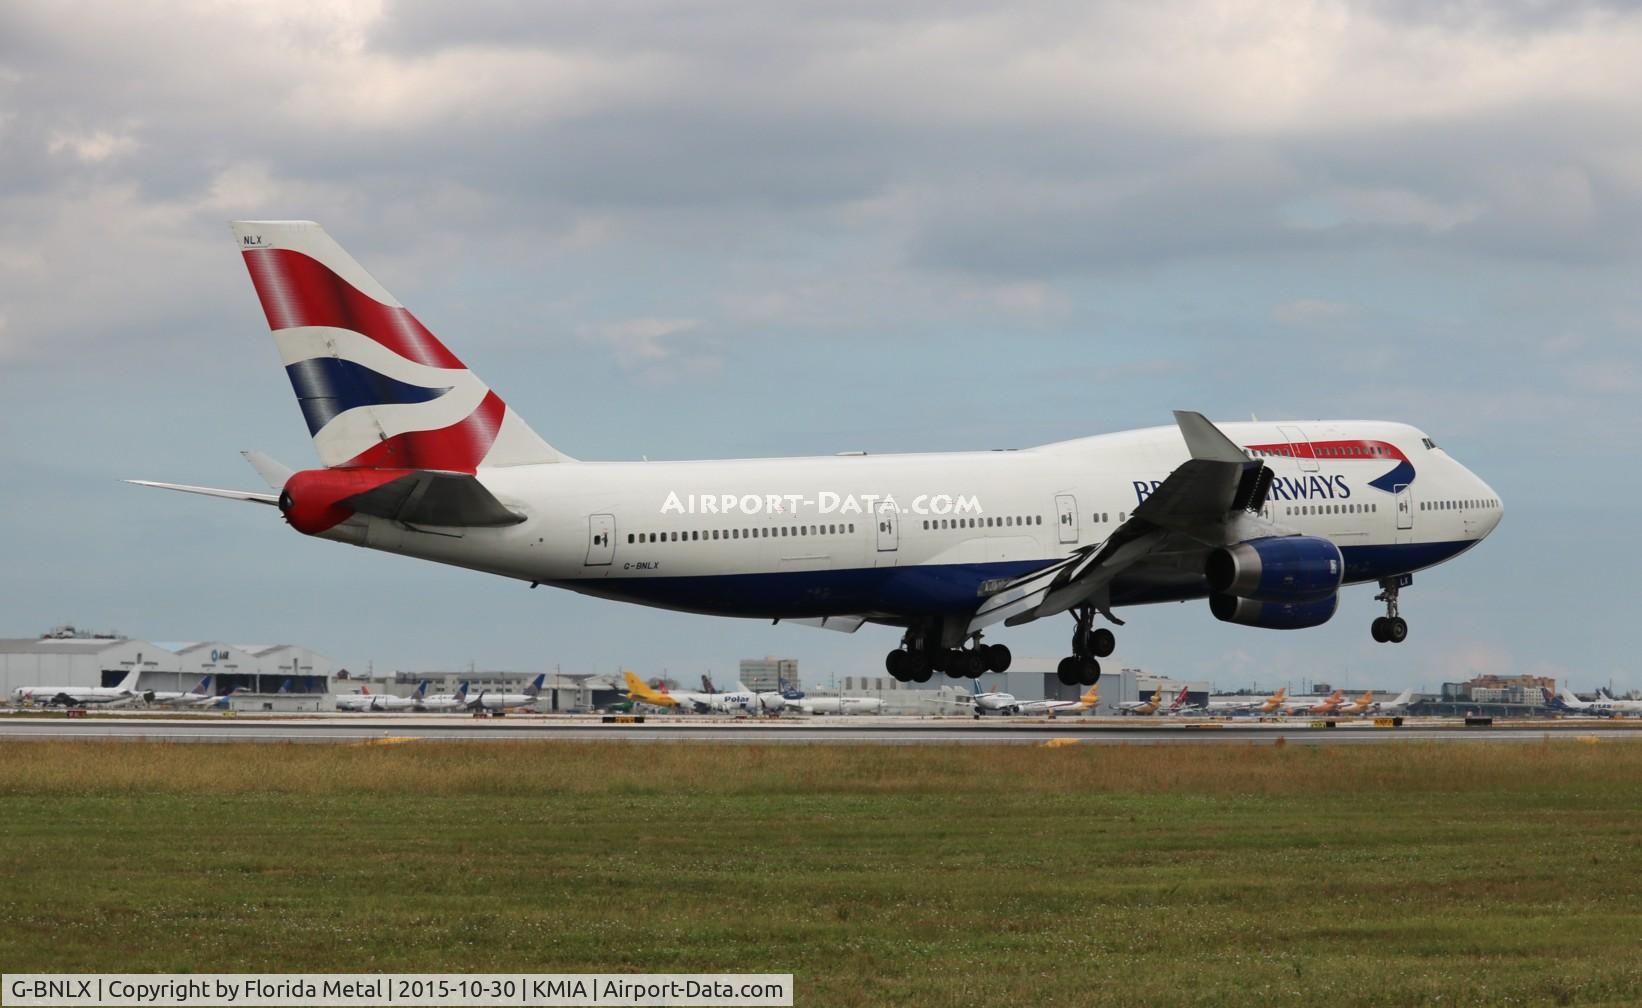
[1372,577,1410,644]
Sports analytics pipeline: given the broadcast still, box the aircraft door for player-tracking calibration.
[1055,494,1079,544]
[1278,424,1319,472]
[1395,485,1413,531]
[875,501,899,552]
[585,514,616,566]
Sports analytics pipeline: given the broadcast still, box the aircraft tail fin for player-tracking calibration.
[115,665,142,693]
[412,679,429,699]
[453,680,469,702]
[229,220,572,472]
[524,673,545,697]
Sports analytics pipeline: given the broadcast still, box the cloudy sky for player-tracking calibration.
[2,1,1638,692]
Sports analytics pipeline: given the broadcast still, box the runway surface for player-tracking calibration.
[2,713,1639,745]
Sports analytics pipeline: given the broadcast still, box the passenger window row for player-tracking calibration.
[1284,503,1379,516]
[1421,499,1499,512]
[920,515,1043,531]
[627,523,856,545]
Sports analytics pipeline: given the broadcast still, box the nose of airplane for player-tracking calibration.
[1472,471,1503,538]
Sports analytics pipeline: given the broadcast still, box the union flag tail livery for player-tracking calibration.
[135,221,1503,691]
[231,221,569,472]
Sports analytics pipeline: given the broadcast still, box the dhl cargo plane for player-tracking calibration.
[134,222,1503,687]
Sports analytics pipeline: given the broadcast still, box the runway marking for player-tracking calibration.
[1041,737,1080,748]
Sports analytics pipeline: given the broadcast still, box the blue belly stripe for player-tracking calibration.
[554,540,1476,619]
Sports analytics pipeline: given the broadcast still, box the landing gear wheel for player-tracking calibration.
[911,662,933,683]
[1090,628,1115,658]
[1077,657,1101,686]
[929,648,950,674]
[962,651,985,679]
[984,643,1012,673]
[1056,657,1081,687]
[1374,577,1409,644]
[944,649,978,679]
[885,649,909,680]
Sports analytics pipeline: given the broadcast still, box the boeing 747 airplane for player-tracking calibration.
[132,222,1503,687]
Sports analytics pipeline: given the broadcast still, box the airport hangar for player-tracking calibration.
[0,636,335,698]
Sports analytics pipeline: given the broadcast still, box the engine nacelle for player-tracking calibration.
[1210,592,1339,630]
[1205,535,1343,603]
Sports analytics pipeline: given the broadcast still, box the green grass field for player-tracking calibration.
[3,739,1640,1006]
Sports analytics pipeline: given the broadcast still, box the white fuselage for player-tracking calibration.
[311,420,1500,625]
[791,697,885,715]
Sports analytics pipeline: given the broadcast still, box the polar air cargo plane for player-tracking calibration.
[132,222,1504,687]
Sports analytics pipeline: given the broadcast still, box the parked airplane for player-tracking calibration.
[420,681,472,712]
[930,681,1027,716]
[148,675,214,707]
[333,686,376,712]
[1336,690,1378,716]
[1013,683,1101,716]
[1594,690,1642,716]
[1286,689,1346,716]
[12,666,146,707]
[133,221,1503,685]
[1204,687,1287,715]
[785,695,886,715]
[470,673,546,711]
[621,670,781,713]
[1371,688,1417,714]
[1543,687,1594,714]
[1117,687,1166,716]
[337,679,430,712]
[1155,686,1194,716]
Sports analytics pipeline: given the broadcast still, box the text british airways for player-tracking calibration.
[1134,474,1352,505]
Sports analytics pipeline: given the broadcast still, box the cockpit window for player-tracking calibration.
[1421,437,1437,449]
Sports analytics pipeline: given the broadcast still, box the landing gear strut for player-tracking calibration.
[1371,577,1409,644]
[1057,606,1110,686]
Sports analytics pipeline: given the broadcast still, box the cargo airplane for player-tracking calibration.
[1204,687,1287,715]
[1117,687,1169,716]
[132,222,1503,685]
[621,670,783,713]
[1286,689,1346,716]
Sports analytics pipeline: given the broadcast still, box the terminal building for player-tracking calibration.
[739,656,798,693]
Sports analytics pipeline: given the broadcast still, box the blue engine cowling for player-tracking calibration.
[1210,592,1339,630]
[1205,535,1343,602]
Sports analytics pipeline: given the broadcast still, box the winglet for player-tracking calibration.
[1173,411,1249,463]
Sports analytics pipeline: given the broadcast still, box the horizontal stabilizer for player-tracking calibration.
[341,470,524,528]
[126,480,278,505]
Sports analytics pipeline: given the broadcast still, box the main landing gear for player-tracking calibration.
[1371,577,1409,644]
[885,627,1011,683]
[1056,606,1114,686]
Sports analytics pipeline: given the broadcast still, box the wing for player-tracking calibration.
[969,411,1290,634]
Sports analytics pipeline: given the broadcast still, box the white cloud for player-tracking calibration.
[47,127,138,163]
[580,317,718,384]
